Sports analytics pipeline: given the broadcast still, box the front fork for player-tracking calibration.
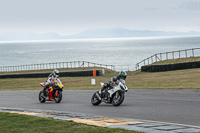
[115,91,119,98]
[56,90,58,96]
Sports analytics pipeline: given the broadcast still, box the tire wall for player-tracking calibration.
[0,69,104,79]
[141,61,200,72]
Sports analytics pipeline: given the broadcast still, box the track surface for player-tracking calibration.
[0,89,200,126]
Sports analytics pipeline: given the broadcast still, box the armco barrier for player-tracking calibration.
[141,61,200,72]
[0,69,104,79]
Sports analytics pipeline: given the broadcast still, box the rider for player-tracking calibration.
[43,69,59,97]
[99,71,127,96]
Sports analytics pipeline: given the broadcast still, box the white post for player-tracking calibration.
[91,79,96,85]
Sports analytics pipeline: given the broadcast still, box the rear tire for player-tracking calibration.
[54,91,62,103]
[39,91,46,103]
[91,92,101,106]
[112,91,124,106]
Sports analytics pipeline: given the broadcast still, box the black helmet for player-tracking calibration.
[118,71,127,80]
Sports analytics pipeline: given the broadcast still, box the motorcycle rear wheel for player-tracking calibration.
[39,91,46,103]
[112,91,124,106]
[54,90,62,103]
[91,92,101,106]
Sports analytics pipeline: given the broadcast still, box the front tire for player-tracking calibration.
[39,91,46,103]
[112,91,124,106]
[91,92,101,106]
[54,91,62,103]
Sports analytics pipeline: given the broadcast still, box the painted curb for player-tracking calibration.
[1,107,200,133]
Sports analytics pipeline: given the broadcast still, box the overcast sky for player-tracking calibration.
[0,0,200,35]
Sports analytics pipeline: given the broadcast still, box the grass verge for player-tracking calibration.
[1,59,200,90]
[0,68,118,90]
[150,57,200,65]
[0,112,141,133]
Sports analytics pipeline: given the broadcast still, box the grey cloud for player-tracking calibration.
[180,0,200,10]
[0,0,200,34]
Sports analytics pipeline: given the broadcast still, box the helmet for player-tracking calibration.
[118,71,127,80]
[112,76,118,82]
[53,69,59,77]
[53,69,59,75]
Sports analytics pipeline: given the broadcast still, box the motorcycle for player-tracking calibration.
[91,79,128,106]
[39,78,64,103]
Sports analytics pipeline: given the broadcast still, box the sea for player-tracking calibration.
[1,36,200,71]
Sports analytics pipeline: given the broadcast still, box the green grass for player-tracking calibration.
[0,68,117,90]
[1,57,200,90]
[150,57,200,65]
[1,67,200,90]
[0,112,141,133]
[127,68,200,89]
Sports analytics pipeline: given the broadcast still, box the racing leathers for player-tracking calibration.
[43,73,56,97]
[100,75,123,96]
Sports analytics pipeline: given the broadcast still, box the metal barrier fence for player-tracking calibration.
[114,65,135,72]
[0,61,115,72]
[136,48,200,70]
[2,48,199,72]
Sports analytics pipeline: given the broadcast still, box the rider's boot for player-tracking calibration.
[43,89,49,101]
[99,87,105,97]
[43,84,49,97]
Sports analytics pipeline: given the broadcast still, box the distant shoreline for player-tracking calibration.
[1,35,200,44]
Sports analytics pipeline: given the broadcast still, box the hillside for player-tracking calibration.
[1,28,200,41]
[150,57,200,66]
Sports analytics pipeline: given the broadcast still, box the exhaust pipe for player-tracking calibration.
[95,92,102,100]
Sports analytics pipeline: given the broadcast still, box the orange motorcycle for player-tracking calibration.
[39,78,63,103]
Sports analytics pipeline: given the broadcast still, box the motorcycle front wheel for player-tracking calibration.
[91,92,101,106]
[39,90,46,103]
[112,91,124,106]
[54,90,62,103]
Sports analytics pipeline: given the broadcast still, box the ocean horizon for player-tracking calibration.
[1,36,200,71]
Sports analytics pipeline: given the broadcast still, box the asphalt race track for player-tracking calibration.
[0,89,200,127]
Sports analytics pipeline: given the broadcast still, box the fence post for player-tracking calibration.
[78,61,80,67]
[160,53,162,60]
[185,50,187,58]
[192,49,194,57]
[166,53,168,60]
[155,54,157,62]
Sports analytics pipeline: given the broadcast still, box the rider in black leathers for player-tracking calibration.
[99,71,127,97]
